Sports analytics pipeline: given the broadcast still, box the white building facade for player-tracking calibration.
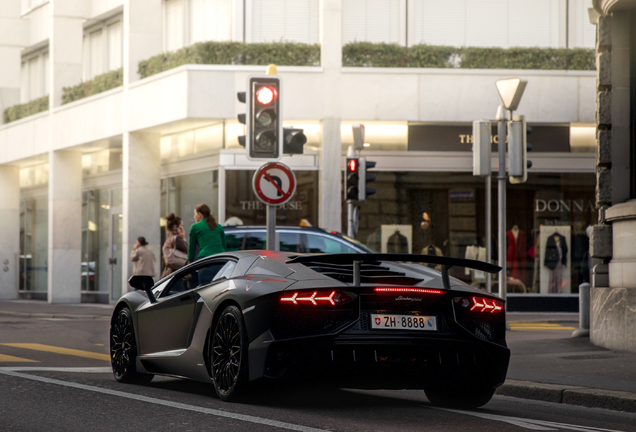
[0,0,598,304]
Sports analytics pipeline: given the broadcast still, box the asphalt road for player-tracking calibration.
[1,315,635,432]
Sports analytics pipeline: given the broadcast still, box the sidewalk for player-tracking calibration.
[502,312,636,412]
[1,301,634,412]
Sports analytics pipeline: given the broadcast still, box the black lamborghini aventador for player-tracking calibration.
[110,251,509,408]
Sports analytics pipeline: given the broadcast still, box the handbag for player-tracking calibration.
[164,235,187,270]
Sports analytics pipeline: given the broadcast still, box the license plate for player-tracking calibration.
[371,314,437,331]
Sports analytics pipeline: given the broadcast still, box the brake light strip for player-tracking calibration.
[374,288,444,295]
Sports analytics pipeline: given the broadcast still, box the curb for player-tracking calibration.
[497,380,636,413]
[0,311,110,320]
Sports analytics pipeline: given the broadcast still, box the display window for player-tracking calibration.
[224,170,318,227]
[348,172,596,294]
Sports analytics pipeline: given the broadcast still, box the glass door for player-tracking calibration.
[109,207,123,302]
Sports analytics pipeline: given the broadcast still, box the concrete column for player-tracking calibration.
[49,0,87,108]
[0,166,20,299]
[48,150,82,303]
[122,132,161,292]
[124,0,162,85]
[0,1,28,123]
[318,0,342,232]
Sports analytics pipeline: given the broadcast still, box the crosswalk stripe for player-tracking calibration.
[0,354,39,363]
[1,343,110,361]
[510,325,577,330]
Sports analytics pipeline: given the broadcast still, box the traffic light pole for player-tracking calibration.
[266,204,276,251]
[496,105,507,301]
[486,173,492,293]
[347,201,355,238]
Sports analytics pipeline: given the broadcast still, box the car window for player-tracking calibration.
[279,232,302,252]
[303,234,359,254]
[244,232,266,250]
[161,260,228,297]
[213,261,236,281]
[225,233,243,251]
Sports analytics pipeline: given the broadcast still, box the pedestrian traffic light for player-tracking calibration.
[246,76,282,160]
[359,157,376,201]
[237,91,246,147]
[283,128,306,155]
[345,157,359,201]
[508,115,532,183]
[472,120,492,176]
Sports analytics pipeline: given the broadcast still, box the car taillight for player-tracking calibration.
[375,287,444,295]
[280,290,351,306]
[454,296,504,313]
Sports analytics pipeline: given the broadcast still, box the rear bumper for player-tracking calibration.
[256,333,510,390]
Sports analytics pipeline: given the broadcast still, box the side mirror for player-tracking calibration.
[128,275,157,303]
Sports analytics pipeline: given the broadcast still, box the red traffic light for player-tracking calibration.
[256,86,278,105]
[348,159,358,172]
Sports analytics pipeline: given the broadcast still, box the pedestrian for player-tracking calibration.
[162,213,188,278]
[188,204,226,284]
[130,236,156,277]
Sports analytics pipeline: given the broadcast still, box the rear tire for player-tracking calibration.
[424,385,495,409]
[210,305,248,401]
[110,307,154,384]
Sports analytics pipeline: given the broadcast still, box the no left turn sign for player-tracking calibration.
[252,162,297,206]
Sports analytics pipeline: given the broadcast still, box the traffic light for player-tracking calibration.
[508,115,532,184]
[359,157,376,201]
[283,128,306,155]
[237,91,246,147]
[246,76,282,160]
[472,120,492,176]
[345,157,359,201]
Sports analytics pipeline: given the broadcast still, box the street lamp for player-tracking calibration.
[494,77,527,302]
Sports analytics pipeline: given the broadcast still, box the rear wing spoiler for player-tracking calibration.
[285,253,501,290]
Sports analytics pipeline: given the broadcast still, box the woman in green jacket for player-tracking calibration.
[188,203,227,285]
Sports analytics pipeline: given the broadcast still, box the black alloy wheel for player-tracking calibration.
[110,307,153,384]
[210,305,248,401]
[424,385,495,409]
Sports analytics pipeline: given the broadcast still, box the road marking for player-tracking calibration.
[0,370,328,432]
[509,323,577,331]
[436,407,627,431]
[0,354,39,363]
[0,367,111,373]
[1,343,110,361]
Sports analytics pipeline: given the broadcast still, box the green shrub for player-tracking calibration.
[138,41,321,79]
[62,68,123,104]
[3,95,49,124]
[459,47,596,70]
[342,42,595,70]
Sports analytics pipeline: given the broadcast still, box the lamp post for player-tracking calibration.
[494,78,527,302]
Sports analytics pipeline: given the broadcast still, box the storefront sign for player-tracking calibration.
[240,200,303,210]
[535,199,595,213]
[408,124,570,152]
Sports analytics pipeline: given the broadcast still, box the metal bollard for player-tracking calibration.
[572,283,590,338]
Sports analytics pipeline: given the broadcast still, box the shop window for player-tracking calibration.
[19,163,49,188]
[19,197,48,295]
[349,172,597,295]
